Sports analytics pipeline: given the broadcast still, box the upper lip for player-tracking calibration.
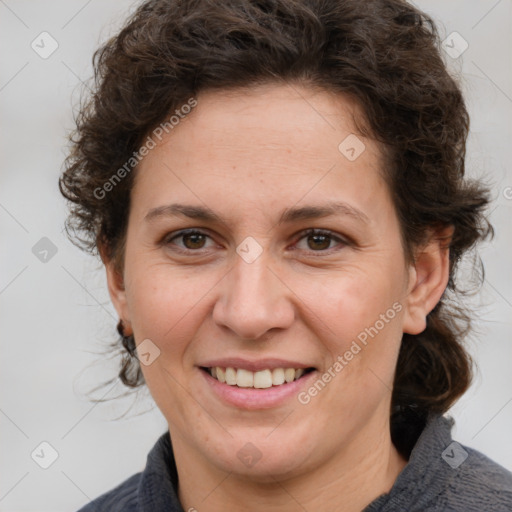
[198,358,315,372]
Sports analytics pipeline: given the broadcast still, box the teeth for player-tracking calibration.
[236,369,254,388]
[254,369,272,389]
[225,367,237,385]
[216,367,226,383]
[271,368,285,385]
[209,366,308,388]
[284,368,295,383]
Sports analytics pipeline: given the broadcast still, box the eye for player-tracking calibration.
[164,229,215,251]
[162,227,349,255]
[294,229,347,252]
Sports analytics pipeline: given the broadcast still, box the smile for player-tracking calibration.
[202,367,314,389]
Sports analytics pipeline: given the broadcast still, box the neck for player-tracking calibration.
[173,416,408,512]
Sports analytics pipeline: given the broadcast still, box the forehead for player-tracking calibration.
[131,83,391,227]
[164,84,369,156]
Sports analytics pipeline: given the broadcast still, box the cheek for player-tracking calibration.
[299,265,405,383]
[303,270,395,337]
[124,265,212,356]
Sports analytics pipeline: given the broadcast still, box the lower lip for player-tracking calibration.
[200,369,317,410]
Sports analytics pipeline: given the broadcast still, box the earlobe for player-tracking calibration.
[100,244,133,335]
[402,226,454,335]
[402,265,426,335]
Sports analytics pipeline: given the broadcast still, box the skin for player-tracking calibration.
[104,83,452,511]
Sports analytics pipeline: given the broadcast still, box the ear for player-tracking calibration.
[99,243,133,336]
[402,225,454,335]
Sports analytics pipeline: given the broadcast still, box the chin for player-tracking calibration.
[205,431,316,482]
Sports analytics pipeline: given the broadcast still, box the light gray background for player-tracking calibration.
[0,1,511,510]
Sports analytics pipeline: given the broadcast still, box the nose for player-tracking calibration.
[212,252,295,341]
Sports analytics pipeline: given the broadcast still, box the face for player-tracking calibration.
[106,84,439,481]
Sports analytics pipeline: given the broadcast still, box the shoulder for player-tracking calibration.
[413,415,512,511]
[366,414,512,512]
[442,443,512,510]
[75,431,179,512]
[76,472,142,512]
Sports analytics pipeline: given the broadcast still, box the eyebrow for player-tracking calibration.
[144,201,369,225]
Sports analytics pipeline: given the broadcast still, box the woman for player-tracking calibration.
[60,0,512,510]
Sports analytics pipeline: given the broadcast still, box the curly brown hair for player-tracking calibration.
[60,0,494,456]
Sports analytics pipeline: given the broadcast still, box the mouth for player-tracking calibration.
[200,366,315,389]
